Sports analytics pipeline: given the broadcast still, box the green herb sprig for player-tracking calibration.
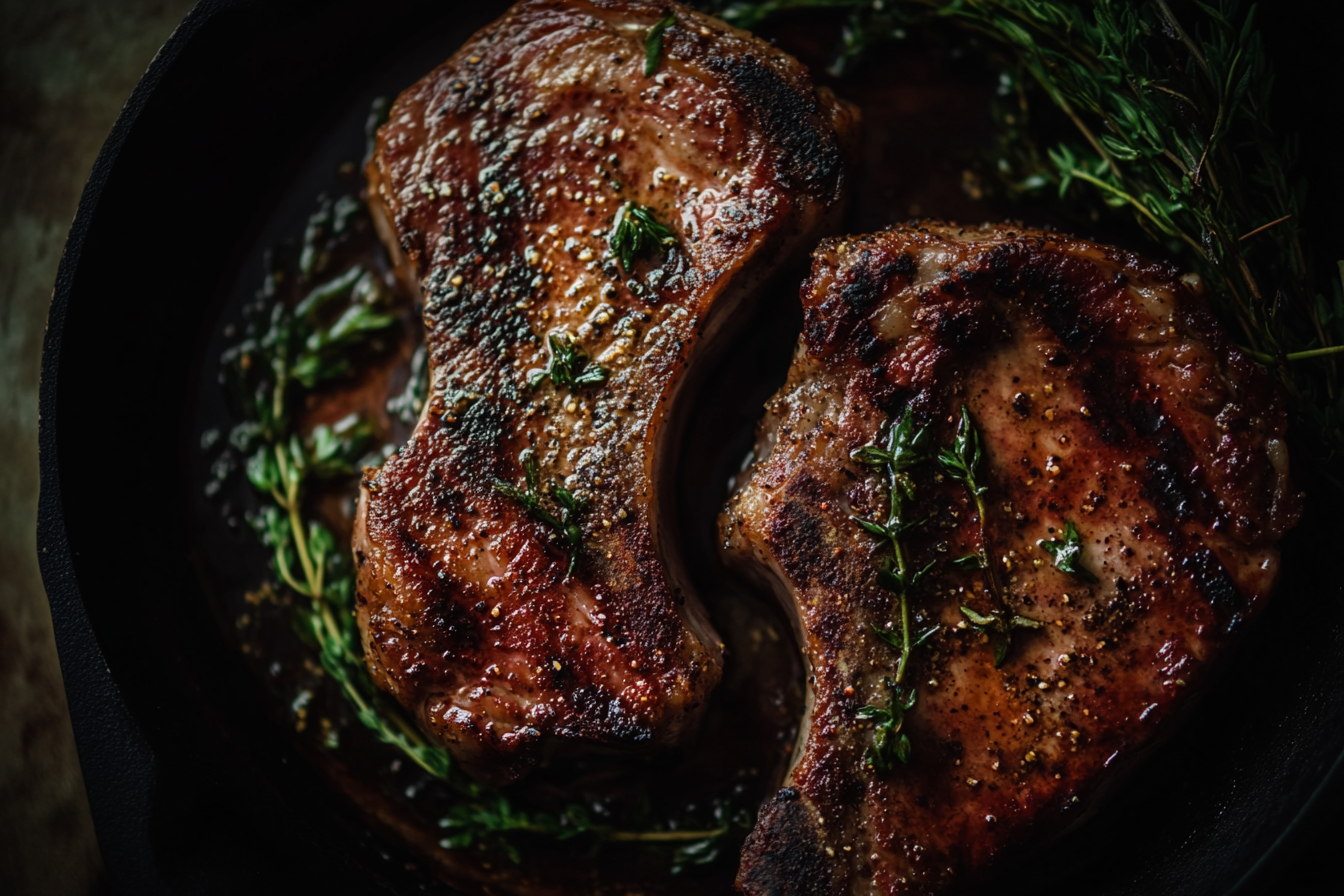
[850,407,939,776]
[609,202,677,273]
[958,605,1042,668]
[222,259,460,782]
[709,0,1344,487]
[529,332,608,391]
[493,450,588,576]
[851,407,935,686]
[938,406,1039,666]
[1038,519,1099,583]
[856,680,917,774]
[437,795,745,869]
[645,13,677,76]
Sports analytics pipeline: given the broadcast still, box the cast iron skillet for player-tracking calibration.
[37,1,1344,893]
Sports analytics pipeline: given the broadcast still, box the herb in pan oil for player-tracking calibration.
[609,202,677,273]
[221,258,449,778]
[709,0,1344,487]
[219,194,735,869]
[938,406,1040,667]
[645,13,677,77]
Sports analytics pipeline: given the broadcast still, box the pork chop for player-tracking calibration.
[721,222,1300,894]
[354,0,856,784]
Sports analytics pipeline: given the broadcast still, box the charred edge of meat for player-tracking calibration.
[737,789,842,896]
[702,53,846,200]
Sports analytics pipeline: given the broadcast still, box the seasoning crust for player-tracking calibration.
[724,221,1299,894]
[355,0,855,784]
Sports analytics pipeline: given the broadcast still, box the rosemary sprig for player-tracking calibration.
[645,13,677,77]
[609,202,677,273]
[529,332,608,391]
[709,0,1344,487]
[493,450,588,576]
[937,406,1039,666]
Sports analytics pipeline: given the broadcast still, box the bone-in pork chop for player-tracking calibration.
[355,0,856,784]
[722,222,1299,894]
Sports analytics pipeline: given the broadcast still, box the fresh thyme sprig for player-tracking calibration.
[856,679,917,774]
[938,407,990,570]
[609,202,677,273]
[529,332,609,391]
[937,406,1039,667]
[1038,519,1099,583]
[851,406,934,686]
[222,256,462,782]
[493,450,588,576]
[850,407,938,775]
[645,13,677,77]
[708,0,1344,486]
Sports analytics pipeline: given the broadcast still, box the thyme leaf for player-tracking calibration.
[493,450,587,576]
[951,553,985,570]
[938,406,1039,665]
[857,681,917,775]
[645,13,677,77]
[1038,519,1099,583]
[609,201,676,273]
[959,606,1043,668]
[529,332,608,391]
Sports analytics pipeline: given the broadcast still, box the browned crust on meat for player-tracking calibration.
[354,0,855,784]
[725,222,1300,893]
[739,788,843,896]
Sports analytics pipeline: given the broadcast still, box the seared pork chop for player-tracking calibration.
[355,0,856,784]
[722,222,1300,894]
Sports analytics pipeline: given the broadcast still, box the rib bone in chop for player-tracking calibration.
[722,222,1300,894]
[355,0,855,784]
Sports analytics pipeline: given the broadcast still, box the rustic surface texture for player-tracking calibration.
[0,1,194,892]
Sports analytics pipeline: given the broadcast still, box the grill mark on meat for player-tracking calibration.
[354,0,855,784]
[723,222,1299,894]
[702,53,844,198]
[739,791,845,896]
[1181,547,1246,619]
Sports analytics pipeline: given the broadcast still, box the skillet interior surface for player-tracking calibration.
[37,1,1344,893]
